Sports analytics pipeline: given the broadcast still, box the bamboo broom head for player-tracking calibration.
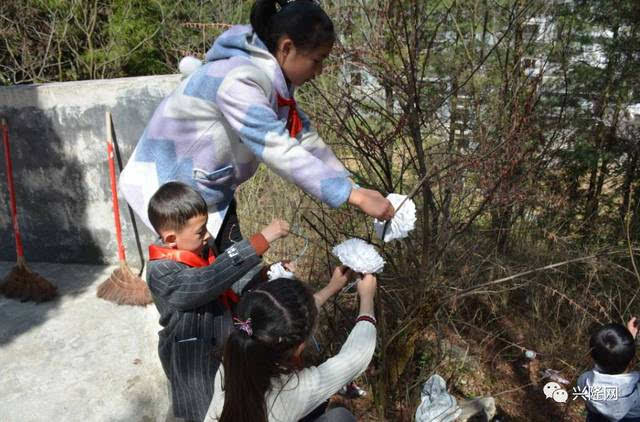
[0,258,58,303]
[96,261,152,306]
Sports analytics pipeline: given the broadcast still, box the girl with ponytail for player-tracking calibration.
[120,0,394,247]
[206,268,378,422]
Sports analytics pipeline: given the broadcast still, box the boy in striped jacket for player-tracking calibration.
[146,181,289,421]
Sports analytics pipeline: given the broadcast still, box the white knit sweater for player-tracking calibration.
[205,317,377,422]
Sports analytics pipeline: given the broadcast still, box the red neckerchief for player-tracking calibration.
[148,245,239,308]
[277,93,303,138]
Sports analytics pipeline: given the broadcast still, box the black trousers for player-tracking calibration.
[214,199,242,253]
[313,407,356,422]
[299,402,356,422]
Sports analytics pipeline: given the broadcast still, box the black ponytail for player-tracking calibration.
[250,0,335,54]
[219,278,317,422]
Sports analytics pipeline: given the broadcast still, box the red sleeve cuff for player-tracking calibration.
[356,315,377,326]
[249,233,269,256]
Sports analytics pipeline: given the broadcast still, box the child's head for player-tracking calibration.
[250,0,335,86]
[590,323,636,374]
[147,181,210,253]
[219,278,317,422]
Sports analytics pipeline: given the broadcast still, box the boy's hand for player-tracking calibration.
[627,317,638,339]
[329,265,353,290]
[261,219,290,243]
[357,274,377,302]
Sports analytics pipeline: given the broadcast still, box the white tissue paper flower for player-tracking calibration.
[179,56,203,77]
[332,238,385,273]
[267,262,296,281]
[374,193,416,242]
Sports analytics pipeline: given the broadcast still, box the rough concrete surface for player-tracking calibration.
[0,75,181,265]
[0,261,173,422]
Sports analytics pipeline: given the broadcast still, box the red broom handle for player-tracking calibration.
[2,119,24,259]
[106,112,126,262]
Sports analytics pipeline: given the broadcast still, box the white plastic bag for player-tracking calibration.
[415,374,462,422]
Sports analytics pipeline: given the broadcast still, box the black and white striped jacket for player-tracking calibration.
[147,237,266,421]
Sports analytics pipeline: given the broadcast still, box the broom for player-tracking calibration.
[0,118,57,302]
[96,112,152,306]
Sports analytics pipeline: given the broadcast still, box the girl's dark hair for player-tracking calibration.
[147,181,207,235]
[250,0,335,54]
[219,278,317,422]
[590,323,636,374]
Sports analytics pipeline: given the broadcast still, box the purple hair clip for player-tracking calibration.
[233,317,253,336]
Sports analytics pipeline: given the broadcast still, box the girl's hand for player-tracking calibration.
[348,188,395,220]
[357,274,377,302]
[328,265,352,290]
[314,266,353,308]
[282,260,296,273]
[261,219,290,243]
[627,317,638,338]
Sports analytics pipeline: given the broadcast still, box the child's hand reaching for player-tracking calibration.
[627,317,638,339]
[357,274,377,302]
[329,265,353,290]
[261,219,290,243]
[282,260,296,273]
[357,274,377,317]
[314,265,353,308]
[348,188,395,220]
[264,260,296,282]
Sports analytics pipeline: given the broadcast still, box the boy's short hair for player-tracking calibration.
[590,323,636,374]
[148,181,208,235]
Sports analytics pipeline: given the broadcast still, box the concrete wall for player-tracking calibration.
[0,75,181,265]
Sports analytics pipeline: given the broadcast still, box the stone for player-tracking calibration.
[457,397,497,422]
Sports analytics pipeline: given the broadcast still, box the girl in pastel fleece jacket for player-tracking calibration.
[120,0,394,240]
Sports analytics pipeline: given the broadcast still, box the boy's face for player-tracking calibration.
[162,214,211,254]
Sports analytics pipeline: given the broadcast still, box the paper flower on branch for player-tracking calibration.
[374,193,417,242]
[332,238,385,274]
[267,262,296,281]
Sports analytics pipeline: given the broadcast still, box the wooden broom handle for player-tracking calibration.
[106,112,126,262]
[2,118,24,259]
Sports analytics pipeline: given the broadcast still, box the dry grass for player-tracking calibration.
[234,165,336,286]
[233,164,640,421]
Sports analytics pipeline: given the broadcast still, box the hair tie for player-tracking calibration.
[233,317,253,336]
[274,0,287,12]
[276,0,319,12]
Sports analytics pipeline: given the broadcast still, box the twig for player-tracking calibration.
[442,251,619,303]
[181,22,232,30]
[493,381,536,397]
[534,282,603,323]
[625,191,640,286]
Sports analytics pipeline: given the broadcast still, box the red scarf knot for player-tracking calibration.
[277,93,303,139]
[148,245,239,308]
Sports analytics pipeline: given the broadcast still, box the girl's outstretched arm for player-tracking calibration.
[277,275,378,420]
[313,265,352,308]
